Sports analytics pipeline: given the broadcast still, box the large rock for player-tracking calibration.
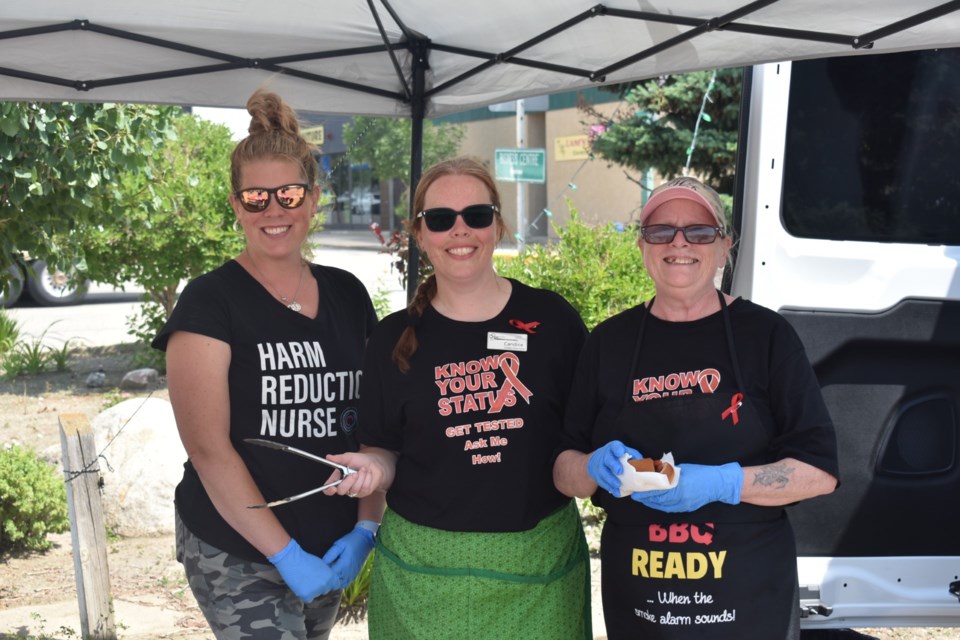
[91,397,186,537]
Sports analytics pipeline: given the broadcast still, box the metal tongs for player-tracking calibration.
[244,438,357,509]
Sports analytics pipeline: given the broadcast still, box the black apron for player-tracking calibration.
[598,292,800,639]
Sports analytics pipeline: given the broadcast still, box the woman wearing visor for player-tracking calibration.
[153,89,383,639]
[326,157,592,638]
[553,176,839,639]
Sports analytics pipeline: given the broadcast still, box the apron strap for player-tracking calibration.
[622,298,652,411]
[718,290,747,393]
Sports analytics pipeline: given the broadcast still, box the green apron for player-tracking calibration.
[369,502,591,639]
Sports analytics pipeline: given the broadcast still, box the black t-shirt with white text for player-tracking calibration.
[153,260,377,562]
[360,279,586,532]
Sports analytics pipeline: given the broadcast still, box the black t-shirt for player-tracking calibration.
[360,279,587,532]
[559,298,839,480]
[153,260,377,562]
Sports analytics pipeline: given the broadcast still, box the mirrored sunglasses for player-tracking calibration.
[641,224,725,245]
[235,183,309,213]
[417,204,498,232]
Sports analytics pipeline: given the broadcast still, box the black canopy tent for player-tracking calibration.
[3,0,960,297]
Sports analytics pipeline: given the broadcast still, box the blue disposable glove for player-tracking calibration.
[631,462,743,513]
[587,440,642,497]
[267,538,340,602]
[322,521,377,589]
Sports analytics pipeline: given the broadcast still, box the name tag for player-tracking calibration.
[487,332,528,352]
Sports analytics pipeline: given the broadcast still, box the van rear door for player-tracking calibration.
[732,49,960,629]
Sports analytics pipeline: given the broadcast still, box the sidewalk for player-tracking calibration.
[315,227,386,251]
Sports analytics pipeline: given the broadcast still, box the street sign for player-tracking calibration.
[495,148,546,184]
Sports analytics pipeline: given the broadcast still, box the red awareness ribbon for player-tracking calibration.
[722,392,744,425]
[509,319,540,334]
[490,352,533,412]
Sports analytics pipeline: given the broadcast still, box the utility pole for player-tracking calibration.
[515,98,526,252]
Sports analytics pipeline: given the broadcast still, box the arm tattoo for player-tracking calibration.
[753,462,794,490]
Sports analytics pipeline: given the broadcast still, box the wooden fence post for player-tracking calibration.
[59,412,116,640]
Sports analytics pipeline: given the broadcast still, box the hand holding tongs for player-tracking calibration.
[244,438,357,509]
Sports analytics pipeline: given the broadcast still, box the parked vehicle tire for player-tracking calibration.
[23,259,90,306]
[0,262,25,308]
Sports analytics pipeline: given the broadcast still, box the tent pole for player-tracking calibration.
[406,39,428,303]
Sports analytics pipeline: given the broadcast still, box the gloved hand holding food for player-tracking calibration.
[587,440,642,497]
[630,462,743,513]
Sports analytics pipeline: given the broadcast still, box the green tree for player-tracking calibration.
[0,102,178,287]
[495,203,654,330]
[585,69,742,194]
[342,117,464,214]
[81,114,243,360]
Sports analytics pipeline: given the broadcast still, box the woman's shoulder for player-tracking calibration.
[592,302,648,334]
[730,297,804,347]
[180,260,243,296]
[504,278,581,316]
[309,262,368,292]
[730,297,791,327]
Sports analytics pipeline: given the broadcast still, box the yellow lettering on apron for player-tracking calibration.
[686,552,708,579]
[664,551,685,579]
[633,548,727,579]
[649,550,665,578]
[709,550,727,578]
[632,548,649,577]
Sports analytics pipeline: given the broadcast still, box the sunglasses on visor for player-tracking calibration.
[640,224,725,245]
[417,204,498,232]
[235,183,309,213]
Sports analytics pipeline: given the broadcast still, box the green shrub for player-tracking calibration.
[0,309,20,355]
[1,337,52,379]
[495,204,655,329]
[0,445,70,554]
[338,550,374,623]
[125,299,168,372]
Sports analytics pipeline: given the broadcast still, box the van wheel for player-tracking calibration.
[1,263,25,308]
[24,260,90,306]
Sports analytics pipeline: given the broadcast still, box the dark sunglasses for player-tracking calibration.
[235,183,309,213]
[641,224,725,245]
[417,204,498,232]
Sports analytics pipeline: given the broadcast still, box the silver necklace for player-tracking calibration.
[245,251,305,312]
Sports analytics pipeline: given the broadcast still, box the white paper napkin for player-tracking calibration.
[616,452,681,496]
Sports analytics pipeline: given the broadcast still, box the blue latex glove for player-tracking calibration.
[631,462,743,513]
[322,522,377,589]
[267,538,340,602]
[587,440,642,497]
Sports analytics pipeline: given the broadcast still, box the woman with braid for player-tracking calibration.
[325,157,592,638]
[154,89,383,639]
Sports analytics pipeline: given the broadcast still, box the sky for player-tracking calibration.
[192,106,249,141]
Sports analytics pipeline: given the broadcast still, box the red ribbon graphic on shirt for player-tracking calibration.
[509,319,540,334]
[490,352,533,412]
[721,392,744,425]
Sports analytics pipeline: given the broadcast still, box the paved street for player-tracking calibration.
[6,229,406,349]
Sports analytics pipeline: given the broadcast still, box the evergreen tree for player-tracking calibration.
[586,69,742,195]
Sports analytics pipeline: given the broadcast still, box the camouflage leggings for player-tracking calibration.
[176,511,342,639]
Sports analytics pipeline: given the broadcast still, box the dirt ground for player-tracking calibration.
[0,345,954,639]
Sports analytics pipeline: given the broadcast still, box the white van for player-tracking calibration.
[731,48,960,630]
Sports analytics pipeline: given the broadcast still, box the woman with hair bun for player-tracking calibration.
[153,89,384,639]
[325,157,592,638]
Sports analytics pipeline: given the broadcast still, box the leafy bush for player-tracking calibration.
[495,204,655,329]
[125,300,168,372]
[0,445,70,554]
[1,337,52,379]
[338,550,375,623]
[0,309,20,355]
